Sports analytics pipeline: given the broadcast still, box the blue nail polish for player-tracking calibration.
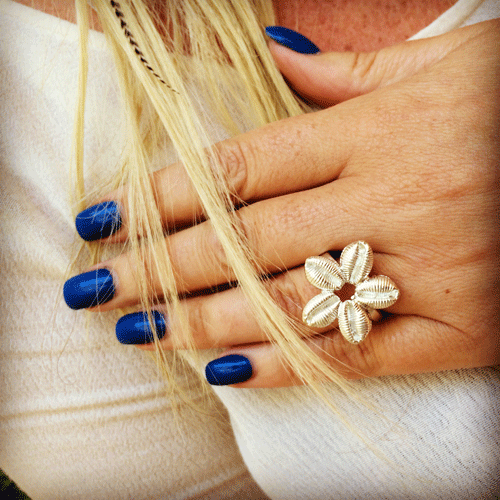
[63,269,115,310]
[205,354,253,386]
[75,201,122,241]
[116,311,167,345]
[265,26,320,54]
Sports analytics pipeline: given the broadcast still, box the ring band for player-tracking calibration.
[302,241,399,344]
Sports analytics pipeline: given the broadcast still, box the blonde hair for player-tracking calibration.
[73,0,358,406]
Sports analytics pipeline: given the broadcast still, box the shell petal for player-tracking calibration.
[338,300,372,344]
[302,291,340,328]
[340,241,373,285]
[354,275,399,309]
[305,256,345,291]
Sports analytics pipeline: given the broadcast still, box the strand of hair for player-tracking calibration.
[109,1,179,94]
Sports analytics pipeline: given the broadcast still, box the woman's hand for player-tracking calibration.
[64,20,500,387]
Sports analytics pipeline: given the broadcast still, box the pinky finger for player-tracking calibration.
[205,315,483,388]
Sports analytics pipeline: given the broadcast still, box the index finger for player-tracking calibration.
[77,104,359,242]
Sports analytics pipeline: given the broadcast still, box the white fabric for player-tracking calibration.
[408,0,497,38]
[0,2,268,499]
[0,0,499,499]
[220,2,500,498]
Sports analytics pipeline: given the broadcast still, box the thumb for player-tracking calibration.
[267,23,486,107]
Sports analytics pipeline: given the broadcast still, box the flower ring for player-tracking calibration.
[302,241,399,344]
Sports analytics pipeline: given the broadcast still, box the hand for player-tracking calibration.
[64,20,500,387]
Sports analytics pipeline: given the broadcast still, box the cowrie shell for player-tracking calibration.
[340,241,373,285]
[354,275,399,309]
[338,300,372,344]
[305,256,345,291]
[302,291,341,328]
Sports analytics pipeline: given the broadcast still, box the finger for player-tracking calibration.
[205,314,496,388]
[77,95,365,243]
[117,246,407,350]
[132,264,322,350]
[269,21,491,106]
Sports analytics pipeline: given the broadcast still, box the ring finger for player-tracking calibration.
[116,252,402,350]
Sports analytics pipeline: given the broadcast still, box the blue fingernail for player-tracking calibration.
[205,354,253,386]
[75,201,122,241]
[63,269,115,310]
[265,26,320,54]
[116,311,167,345]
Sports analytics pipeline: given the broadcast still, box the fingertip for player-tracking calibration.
[265,26,320,55]
[75,201,123,241]
[268,45,347,107]
[116,310,167,345]
[63,268,116,310]
[205,354,253,386]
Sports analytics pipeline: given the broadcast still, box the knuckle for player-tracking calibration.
[235,208,265,260]
[213,139,254,197]
[185,296,241,349]
[193,210,265,286]
[317,334,381,379]
[350,51,379,81]
[199,225,234,282]
[269,273,311,322]
[187,299,213,348]
[172,295,225,350]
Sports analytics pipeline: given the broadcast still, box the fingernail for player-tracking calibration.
[75,201,122,241]
[63,269,115,310]
[265,26,320,54]
[205,354,253,386]
[116,311,167,345]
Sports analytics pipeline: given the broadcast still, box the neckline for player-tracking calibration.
[3,0,486,46]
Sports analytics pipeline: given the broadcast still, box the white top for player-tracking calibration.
[0,0,499,499]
